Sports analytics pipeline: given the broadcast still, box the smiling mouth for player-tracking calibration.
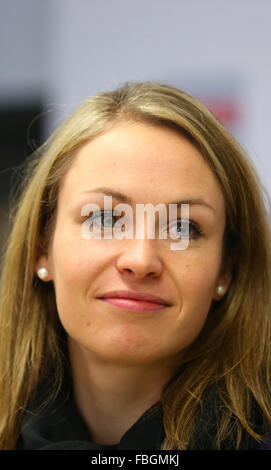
[98,297,170,312]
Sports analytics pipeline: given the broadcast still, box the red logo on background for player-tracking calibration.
[201,97,242,128]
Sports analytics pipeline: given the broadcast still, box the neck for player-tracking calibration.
[68,338,179,445]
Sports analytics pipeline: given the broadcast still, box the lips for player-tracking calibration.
[98,290,171,306]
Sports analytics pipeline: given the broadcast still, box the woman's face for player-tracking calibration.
[38,122,231,366]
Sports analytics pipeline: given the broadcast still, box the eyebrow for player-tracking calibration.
[80,187,216,213]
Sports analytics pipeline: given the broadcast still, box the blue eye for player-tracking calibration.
[92,210,120,228]
[86,212,203,239]
[169,219,203,240]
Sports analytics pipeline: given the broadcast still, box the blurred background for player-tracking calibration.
[1,0,271,267]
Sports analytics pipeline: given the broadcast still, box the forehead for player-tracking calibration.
[58,122,225,212]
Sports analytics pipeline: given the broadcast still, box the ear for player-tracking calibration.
[213,267,232,301]
[35,254,53,282]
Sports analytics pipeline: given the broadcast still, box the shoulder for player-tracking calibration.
[16,370,91,449]
[188,385,270,450]
[258,438,271,450]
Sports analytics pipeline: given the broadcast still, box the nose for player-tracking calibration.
[116,238,163,280]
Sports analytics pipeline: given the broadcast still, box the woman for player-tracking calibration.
[0,81,270,450]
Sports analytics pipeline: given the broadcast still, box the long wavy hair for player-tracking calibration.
[0,81,271,449]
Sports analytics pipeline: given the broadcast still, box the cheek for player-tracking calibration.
[181,265,217,299]
[49,239,101,324]
[175,246,222,295]
[173,252,222,321]
[51,235,107,288]
[49,235,123,331]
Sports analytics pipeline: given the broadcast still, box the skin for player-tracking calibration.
[37,122,231,444]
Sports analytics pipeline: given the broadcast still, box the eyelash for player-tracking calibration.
[86,210,204,240]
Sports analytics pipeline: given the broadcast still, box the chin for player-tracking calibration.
[85,341,165,366]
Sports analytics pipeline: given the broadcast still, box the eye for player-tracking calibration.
[90,210,121,228]
[168,219,203,240]
[84,212,203,239]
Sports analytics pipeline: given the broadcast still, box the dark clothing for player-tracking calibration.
[16,371,165,450]
[16,367,270,450]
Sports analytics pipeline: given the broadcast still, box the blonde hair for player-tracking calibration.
[0,81,271,449]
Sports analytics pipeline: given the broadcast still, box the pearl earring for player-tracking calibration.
[37,267,49,280]
[216,285,226,296]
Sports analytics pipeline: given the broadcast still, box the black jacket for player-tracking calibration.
[16,367,268,450]
[16,379,165,450]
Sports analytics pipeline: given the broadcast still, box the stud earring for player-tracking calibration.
[216,285,226,296]
[37,267,49,280]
